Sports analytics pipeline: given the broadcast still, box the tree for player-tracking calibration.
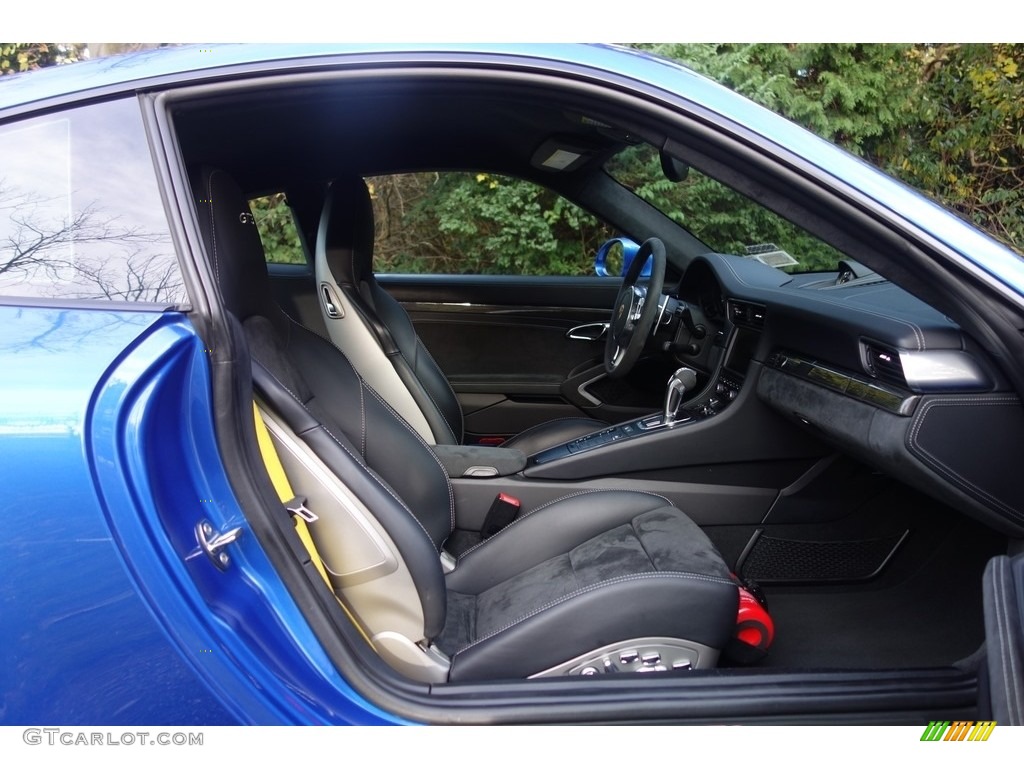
[897,44,1024,245]
[639,43,1023,256]
[0,43,83,74]
[0,183,180,302]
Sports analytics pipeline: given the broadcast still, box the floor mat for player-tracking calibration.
[751,518,1005,669]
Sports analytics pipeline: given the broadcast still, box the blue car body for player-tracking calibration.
[1,43,1021,726]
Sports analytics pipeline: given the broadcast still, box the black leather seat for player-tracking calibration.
[315,177,608,455]
[194,167,739,682]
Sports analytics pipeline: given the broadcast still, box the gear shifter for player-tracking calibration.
[664,367,697,426]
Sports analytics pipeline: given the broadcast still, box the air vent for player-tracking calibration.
[729,301,766,330]
[863,342,906,387]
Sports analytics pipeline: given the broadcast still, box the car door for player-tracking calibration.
[0,96,243,724]
[0,92,407,726]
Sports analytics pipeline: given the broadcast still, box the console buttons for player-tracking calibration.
[619,650,639,665]
[640,652,661,665]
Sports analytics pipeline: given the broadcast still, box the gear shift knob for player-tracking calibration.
[664,367,697,426]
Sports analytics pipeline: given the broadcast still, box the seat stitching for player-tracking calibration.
[457,489,673,561]
[385,331,460,444]
[392,341,459,444]
[278,312,455,530]
[253,359,439,551]
[993,558,1012,721]
[455,572,736,653]
[415,336,464,441]
[415,336,464,440]
[206,171,221,288]
[312,421,439,551]
[358,378,366,458]
[362,382,454,532]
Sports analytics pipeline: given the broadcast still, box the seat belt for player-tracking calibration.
[251,402,375,648]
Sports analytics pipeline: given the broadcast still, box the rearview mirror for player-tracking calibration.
[660,150,690,182]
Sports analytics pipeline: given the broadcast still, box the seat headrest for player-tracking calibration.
[191,167,275,321]
[317,177,376,287]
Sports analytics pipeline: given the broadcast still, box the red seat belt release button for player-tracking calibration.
[481,493,521,538]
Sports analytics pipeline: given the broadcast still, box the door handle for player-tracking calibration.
[566,322,609,341]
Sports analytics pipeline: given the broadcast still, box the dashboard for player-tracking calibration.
[529,251,1024,537]
[664,253,1024,536]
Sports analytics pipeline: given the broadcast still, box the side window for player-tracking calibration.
[250,193,307,265]
[0,98,185,304]
[366,172,614,276]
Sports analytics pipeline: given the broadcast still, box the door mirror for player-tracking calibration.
[594,237,650,277]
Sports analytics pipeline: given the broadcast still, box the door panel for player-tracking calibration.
[380,274,670,439]
[265,266,674,441]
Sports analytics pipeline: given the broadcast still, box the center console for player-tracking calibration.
[532,344,757,468]
[531,324,760,467]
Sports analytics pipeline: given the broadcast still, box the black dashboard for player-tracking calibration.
[665,253,1024,536]
[526,251,1024,536]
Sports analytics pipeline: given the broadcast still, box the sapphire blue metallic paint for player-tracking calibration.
[0,306,403,724]
[0,307,231,723]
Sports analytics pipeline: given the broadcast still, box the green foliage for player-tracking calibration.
[641,44,918,161]
[250,194,306,265]
[896,44,1024,245]
[370,172,614,276]
[0,43,83,74]
[640,43,1023,256]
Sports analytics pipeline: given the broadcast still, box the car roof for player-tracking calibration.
[0,43,706,111]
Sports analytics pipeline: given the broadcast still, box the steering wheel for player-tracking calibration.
[604,237,666,378]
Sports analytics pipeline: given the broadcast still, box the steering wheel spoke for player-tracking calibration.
[604,238,666,378]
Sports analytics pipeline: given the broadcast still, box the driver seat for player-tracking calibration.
[314,177,608,455]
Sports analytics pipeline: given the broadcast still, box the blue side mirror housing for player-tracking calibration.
[594,237,651,277]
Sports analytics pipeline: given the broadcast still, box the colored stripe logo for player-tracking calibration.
[920,721,996,741]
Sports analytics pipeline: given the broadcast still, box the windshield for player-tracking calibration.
[605,144,845,273]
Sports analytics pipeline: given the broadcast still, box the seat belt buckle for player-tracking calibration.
[481,492,520,538]
[285,495,318,523]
